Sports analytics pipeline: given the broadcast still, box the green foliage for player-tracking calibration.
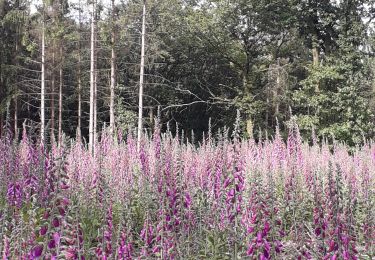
[1,0,375,145]
[115,97,137,134]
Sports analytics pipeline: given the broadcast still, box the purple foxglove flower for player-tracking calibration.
[2,236,10,259]
[48,239,56,249]
[52,218,60,228]
[264,240,271,253]
[343,250,350,260]
[32,245,43,258]
[60,183,69,190]
[262,221,270,236]
[40,226,48,236]
[224,177,231,188]
[247,226,254,234]
[61,197,70,206]
[184,193,191,208]
[263,248,270,259]
[53,232,60,245]
[328,240,337,252]
[43,211,50,220]
[246,244,254,256]
[315,227,321,236]
[275,240,282,253]
[58,207,65,216]
[152,246,160,254]
[235,204,241,213]
[341,235,349,246]
[322,221,327,230]
[64,248,76,259]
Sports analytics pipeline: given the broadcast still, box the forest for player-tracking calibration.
[0,0,374,259]
[0,0,375,144]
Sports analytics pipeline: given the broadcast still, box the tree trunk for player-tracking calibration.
[109,0,116,135]
[77,0,82,141]
[51,47,55,142]
[312,47,319,67]
[77,46,82,141]
[149,107,154,130]
[41,11,46,144]
[89,0,97,154]
[312,32,320,93]
[274,58,281,122]
[58,45,63,146]
[14,32,19,139]
[93,58,97,151]
[137,0,146,150]
[0,114,3,137]
[14,91,18,139]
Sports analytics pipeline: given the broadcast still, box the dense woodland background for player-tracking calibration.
[1,0,375,145]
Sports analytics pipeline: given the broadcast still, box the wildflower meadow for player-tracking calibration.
[0,122,374,259]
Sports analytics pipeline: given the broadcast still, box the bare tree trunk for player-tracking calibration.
[93,59,97,151]
[0,75,3,137]
[149,107,153,130]
[14,93,18,138]
[93,21,98,153]
[77,59,82,141]
[274,58,280,122]
[312,31,319,93]
[51,47,55,142]
[109,0,116,135]
[77,0,82,141]
[0,114,3,137]
[137,0,146,150]
[312,47,319,67]
[89,0,97,154]
[41,10,46,144]
[14,34,19,139]
[58,45,63,146]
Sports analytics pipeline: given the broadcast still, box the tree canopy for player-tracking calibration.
[1,0,375,145]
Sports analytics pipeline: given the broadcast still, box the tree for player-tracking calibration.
[77,0,83,140]
[89,0,97,154]
[41,2,46,144]
[293,0,375,145]
[137,0,146,149]
[109,0,117,134]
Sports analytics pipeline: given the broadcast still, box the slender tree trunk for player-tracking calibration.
[77,0,82,141]
[312,27,319,93]
[93,22,98,152]
[109,0,116,135]
[93,59,97,150]
[312,47,319,67]
[77,47,82,141]
[14,91,17,139]
[274,58,280,122]
[58,45,63,146]
[137,0,146,150]
[14,34,19,139]
[41,10,46,144]
[0,114,3,137]
[149,107,153,130]
[0,63,3,137]
[89,0,97,154]
[51,47,55,142]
